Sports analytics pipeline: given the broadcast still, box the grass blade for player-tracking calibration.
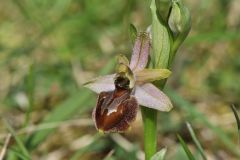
[24,64,35,127]
[186,122,207,160]
[177,134,195,160]
[150,148,167,160]
[3,119,30,159]
[1,145,31,160]
[230,105,240,145]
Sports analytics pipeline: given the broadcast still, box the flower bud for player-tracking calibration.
[168,0,191,35]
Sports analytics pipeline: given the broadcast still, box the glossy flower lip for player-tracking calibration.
[84,32,173,133]
[93,89,138,133]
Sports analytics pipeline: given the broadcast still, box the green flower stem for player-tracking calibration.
[141,82,166,160]
[141,107,157,160]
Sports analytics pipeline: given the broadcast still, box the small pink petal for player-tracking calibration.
[130,32,150,72]
[134,83,173,111]
[83,74,115,94]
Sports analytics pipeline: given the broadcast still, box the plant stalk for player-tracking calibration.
[141,107,157,160]
[141,81,166,160]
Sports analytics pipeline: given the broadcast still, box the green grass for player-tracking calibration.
[186,122,207,160]
[3,119,31,159]
[177,134,195,160]
[166,87,240,157]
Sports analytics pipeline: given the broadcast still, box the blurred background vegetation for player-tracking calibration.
[0,0,240,159]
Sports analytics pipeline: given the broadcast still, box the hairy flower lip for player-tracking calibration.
[93,89,138,133]
[84,32,173,133]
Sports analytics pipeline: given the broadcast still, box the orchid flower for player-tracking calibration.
[84,32,173,133]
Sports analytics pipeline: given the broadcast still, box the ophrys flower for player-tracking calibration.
[84,32,173,133]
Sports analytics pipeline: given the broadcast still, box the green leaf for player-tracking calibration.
[231,105,240,145]
[3,119,31,159]
[129,23,137,44]
[150,148,167,160]
[177,134,195,160]
[186,122,207,160]
[150,0,171,69]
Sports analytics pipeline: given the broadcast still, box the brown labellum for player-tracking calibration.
[92,76,138,133]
